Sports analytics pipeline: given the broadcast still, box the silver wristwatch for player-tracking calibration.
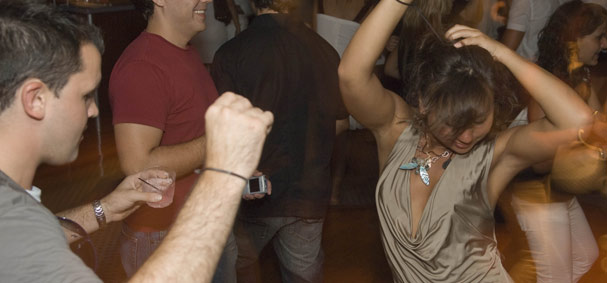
[92,199,106,229]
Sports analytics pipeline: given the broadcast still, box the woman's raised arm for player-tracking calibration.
[447,25,592,133]
[446,25,593,174]
[338,0,411,130]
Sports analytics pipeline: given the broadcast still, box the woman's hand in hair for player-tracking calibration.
[445,25,505,60]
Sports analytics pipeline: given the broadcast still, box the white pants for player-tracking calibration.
[512,196,598,282]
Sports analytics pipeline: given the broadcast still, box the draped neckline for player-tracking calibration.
[403,127,459,239]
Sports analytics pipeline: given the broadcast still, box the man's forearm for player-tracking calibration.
[147,136,206,178]
[500,28,524,51]
[130,171,245,282]
[56,201,104,243]
[121,135,206,178]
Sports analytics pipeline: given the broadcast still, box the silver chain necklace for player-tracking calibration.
[399,134,452,186]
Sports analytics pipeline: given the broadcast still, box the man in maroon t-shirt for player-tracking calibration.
[108,0,232,280]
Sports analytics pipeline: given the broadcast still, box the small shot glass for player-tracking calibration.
[139,167,176,208]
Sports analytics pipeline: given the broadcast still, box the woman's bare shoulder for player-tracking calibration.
[373,92,413,166]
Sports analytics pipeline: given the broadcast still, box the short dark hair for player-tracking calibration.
[0,0,104,113]
[252,0,298,13]
[131,0,155,20]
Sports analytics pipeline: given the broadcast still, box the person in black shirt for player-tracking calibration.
[211,0,348,281]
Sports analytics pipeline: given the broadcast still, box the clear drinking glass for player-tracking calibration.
[139,167,176,208]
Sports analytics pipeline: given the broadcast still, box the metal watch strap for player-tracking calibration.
[92,200,106,229]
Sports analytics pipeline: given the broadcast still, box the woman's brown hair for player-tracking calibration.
[407,35,519,142]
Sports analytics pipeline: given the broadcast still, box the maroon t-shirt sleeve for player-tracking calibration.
[110,60,170,131]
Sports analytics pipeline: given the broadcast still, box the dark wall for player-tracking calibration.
[71,7,147,118]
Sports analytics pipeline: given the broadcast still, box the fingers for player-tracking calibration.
[266,179,272,195]
[137,168,171,181]
[242,193,266,200]
[386,35,399,53]
[206,92,273,129]
[219,91,254,112]
[212,91,249,108]
[137,191,163,203]
[242,175,271,199]
[245,104,274,134]
[445,24,482,44]
[212,92,273,127]
[453,37,480,49]
[445,25,502,57]
[101,188,160,223]
[121,188,162,204]
[204,92,274,178]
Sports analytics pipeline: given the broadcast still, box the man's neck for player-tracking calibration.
[0,115,43,190]
[146,16,193,49]
[0,145,38,190]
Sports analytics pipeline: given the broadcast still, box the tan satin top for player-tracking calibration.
[376,125,512,283]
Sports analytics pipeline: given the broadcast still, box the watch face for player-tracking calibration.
[93,201,103,214]
[93,200,106,227]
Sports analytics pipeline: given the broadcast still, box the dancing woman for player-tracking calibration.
[338,0,594,281]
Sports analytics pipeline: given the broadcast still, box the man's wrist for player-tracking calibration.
[198,168,249,196]
[92,199,107,229]
[201,167,248,183]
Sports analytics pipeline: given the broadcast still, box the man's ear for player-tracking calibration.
[20,79,49,120]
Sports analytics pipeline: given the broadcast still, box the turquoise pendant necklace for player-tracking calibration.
[399,134,452,186]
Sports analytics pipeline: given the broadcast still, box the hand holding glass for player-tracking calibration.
[139,167,176,208]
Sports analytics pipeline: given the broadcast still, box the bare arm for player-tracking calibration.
[57,174,162,243]
[528,83,602,121]
[499,0,527,51]
[338,0,411,131]
[500,28,524,51]
[526,73,602,174]
[114,123,205,178]
[447,25,593,201]
[131,172,244,282]
[449,25,592,136]
[130,92,273,282]
[526,97,553,174]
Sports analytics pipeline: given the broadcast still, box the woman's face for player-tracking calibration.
[427,110,494,154]
[577,23,607,66]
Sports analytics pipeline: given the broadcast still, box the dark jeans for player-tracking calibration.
[235,217,324,283]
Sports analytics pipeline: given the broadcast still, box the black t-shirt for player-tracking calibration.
[211,14,348,218]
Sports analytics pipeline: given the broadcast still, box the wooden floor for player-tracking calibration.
[34,111,607,282]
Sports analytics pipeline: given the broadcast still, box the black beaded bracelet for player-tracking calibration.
[201,168,248,182]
